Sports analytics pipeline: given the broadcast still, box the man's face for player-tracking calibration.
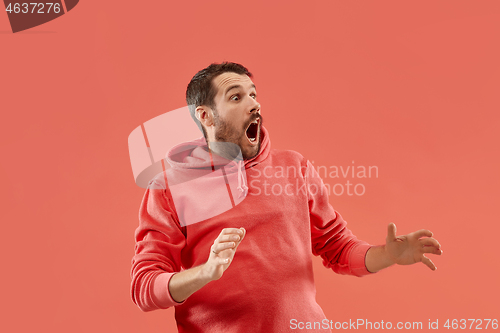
[210,72,262,160]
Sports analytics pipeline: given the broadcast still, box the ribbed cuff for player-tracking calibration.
[349,243,375,277]
[151,272,186,308]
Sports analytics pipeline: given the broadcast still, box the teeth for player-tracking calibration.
[250,138,256,142]
[252,119,258,124]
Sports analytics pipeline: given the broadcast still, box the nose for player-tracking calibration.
[249,99,260,115]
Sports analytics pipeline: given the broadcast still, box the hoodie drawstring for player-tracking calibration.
[236,160,248,198]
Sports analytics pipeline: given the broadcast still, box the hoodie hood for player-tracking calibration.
[161,125,271,227]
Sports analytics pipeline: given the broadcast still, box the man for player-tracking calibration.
[130,62,443,332]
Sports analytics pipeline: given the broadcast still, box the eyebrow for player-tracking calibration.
[224,84,257,96]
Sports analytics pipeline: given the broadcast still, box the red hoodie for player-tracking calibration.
[130,125,374,332]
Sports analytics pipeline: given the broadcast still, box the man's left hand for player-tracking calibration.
[384,223,443,270]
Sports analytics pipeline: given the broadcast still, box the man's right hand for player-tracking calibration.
[168,227,246,303]
[202,227,246,281]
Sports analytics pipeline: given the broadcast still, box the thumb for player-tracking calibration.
[387,223,397,242]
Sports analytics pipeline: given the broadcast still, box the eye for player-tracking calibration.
[231,94,240,101]
[251,93,257,99]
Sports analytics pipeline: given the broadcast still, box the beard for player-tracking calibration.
[211,109,262,160]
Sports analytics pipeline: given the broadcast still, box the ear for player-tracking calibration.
[196,106,214,127]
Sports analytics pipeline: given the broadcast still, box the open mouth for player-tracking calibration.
[245,118,260,145]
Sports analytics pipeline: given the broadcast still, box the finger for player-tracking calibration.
[421,255,437,271]
[212,242,236,254]
[218,228,244,237]
[234,228,246,251]
[209,244,219,258]
[386,223,397,242]
[420,237,441,249]
[422,246,443,255]
[414,229,433,239]
[218,246,235,255]
[219,234,241,243]
[221,230,245,257]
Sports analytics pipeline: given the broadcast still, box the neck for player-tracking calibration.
[207,140,243,162]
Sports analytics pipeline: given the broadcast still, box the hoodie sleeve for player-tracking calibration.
[130,178,187,311]
[304,159,375,277]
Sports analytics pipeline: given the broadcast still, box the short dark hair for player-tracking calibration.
[186,62,253,139]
